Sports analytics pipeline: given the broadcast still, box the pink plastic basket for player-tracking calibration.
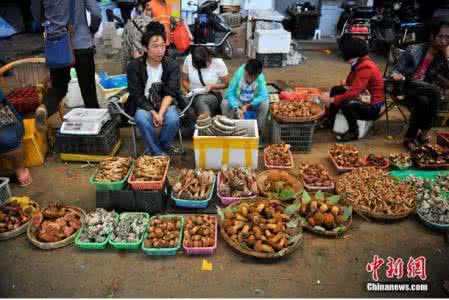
[263,147,294,169]
[217,172,257,206]
[182,216,218,256]
[128,157,170,190]
[328,151,358,174]
[302,180,335,193]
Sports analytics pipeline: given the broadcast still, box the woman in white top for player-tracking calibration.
[181,46,230,116]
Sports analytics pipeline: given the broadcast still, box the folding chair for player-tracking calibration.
[378,45,409,134]
[107,90,199,157]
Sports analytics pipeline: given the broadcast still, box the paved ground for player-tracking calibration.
[1,34,449,298]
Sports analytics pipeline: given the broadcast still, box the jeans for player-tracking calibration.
[134,106,180,155]
[403,80,441,139]
[220,100,269,130]
[0,104,24,154]
[194,94,221,116]
[43,48,99,116]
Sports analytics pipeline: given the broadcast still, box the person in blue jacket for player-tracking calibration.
[221,59,269,145]
[0,91,32,186]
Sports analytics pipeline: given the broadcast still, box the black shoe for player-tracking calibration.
[403,139,418,152]
[339,130,358,142]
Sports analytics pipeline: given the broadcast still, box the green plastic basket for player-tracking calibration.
[75,212,119,250]
[109,212,149,250]
[142,215,184,256]
[390,170,449,199]
[89,163,134,191]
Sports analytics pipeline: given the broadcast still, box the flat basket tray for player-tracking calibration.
[0,200,40,241]
[218,199,303,259]
[271,103,325,123]
[27,206,86,250]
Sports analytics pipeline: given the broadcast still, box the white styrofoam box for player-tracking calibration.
[319,5,343,37]
[242,0,273,11]
[333,112,373,139]
[221,0,240,5]
[65,79,84,108]
[193,120,259,170]
[182,0,198,11]
[254,29,291,53]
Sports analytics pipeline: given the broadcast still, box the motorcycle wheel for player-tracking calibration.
[220,40,233,60]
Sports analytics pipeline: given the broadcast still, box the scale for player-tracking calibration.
[60,108,111,135]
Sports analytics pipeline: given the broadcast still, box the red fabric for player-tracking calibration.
[334,56,385,106]
[413,56,432,80]
[6,86,40,115]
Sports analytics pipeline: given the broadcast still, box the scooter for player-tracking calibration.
[336,1,377,51]
[187,0,234,59]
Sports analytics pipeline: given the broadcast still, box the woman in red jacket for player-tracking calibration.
[320,37,385,142]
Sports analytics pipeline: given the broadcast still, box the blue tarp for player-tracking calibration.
[0,17,17,39]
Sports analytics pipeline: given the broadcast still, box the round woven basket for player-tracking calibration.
[337,190,415,220]
[272,108,325,123]
[256,170,303,199]
[0,200,40,241]
[218,199,303,259]
[27,206,86,250]
[294,192,352,237]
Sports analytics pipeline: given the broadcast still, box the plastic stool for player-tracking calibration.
[313,29,321,40]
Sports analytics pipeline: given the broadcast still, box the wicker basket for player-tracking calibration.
[294,192,352,237]
[271,106,325,123]
[0,200,40,241]
[218,199,303,259]
[27,206,86,250]
[256,170,303,199]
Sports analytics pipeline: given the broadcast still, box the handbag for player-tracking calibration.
[43,0,75,68]
[197,68,223,104]
[0,103,18,129]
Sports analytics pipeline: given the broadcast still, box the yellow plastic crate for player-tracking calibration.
[59,139,122,162]
[0,119,47,171]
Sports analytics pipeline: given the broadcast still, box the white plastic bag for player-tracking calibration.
[333,111,373,139]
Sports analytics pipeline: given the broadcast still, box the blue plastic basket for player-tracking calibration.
[171,175,216,209]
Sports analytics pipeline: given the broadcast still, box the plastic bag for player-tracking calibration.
[173,20,192,53]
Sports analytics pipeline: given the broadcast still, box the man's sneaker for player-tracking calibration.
[35,105,48,132]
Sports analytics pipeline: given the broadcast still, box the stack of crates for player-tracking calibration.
[270,87,320,153]
[271,121,317,153]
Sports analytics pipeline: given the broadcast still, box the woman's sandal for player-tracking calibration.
[17,168,32,187]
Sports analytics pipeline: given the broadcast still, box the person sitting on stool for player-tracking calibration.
[320,37,385,142]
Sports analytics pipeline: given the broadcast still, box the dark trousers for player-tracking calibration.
[117,2,134,25]
[329,85,380,134]
[44,48,99,116]
[403,80,441,139]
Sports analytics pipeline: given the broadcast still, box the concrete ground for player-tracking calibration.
[1,36,449,298]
